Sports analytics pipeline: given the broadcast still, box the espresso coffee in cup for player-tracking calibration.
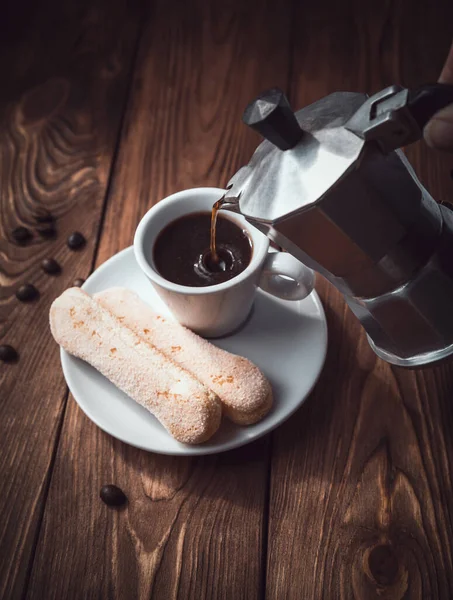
[134,187,315,337]
[153,212,252,287]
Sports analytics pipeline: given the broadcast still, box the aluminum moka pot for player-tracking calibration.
[222,84,453,367]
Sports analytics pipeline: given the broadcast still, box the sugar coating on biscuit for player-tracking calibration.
[95,288,273,425]
[50,288,221,443]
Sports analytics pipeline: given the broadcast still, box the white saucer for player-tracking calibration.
[61,247,328,455]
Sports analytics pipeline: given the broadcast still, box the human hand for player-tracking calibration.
[424,41,453,151]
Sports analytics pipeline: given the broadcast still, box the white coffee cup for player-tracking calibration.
[134,187,315,337]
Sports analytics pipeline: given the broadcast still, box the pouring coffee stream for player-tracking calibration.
[209,194,226,268]
[217,83,453,367]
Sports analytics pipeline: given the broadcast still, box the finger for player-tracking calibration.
[439,40,453,83]
[424,40,453,151]
[424,107,453,151]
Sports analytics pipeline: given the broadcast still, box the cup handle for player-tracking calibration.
[258,252,315,301]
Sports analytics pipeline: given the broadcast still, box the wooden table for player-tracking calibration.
[1,1,453,598]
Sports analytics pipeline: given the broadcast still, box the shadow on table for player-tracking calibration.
[103,430,270,513]
[100,289,327,507]
[262,295,453,596]
[95,290,330,515]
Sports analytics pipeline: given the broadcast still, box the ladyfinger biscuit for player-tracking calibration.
[50,288,221,444]
[95,288,273,425]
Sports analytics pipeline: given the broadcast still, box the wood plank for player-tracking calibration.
[267,1,453,599]
[0,1,144,598]
[26,0,292,598]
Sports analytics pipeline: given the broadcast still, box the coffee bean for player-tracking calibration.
[12,226,32,244]
[100,485,127,507]
[67,232,86,250]
[16,283,39,302]
[34,209,55,224]
[42,258,61,275]
[37,224,57,239]
[73,278,85,287]
[0,345,18,363]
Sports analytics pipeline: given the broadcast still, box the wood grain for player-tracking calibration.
[0,1,143,598]
[267,1,453,599]
[26,0,292,598]
[3,0,453,598]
